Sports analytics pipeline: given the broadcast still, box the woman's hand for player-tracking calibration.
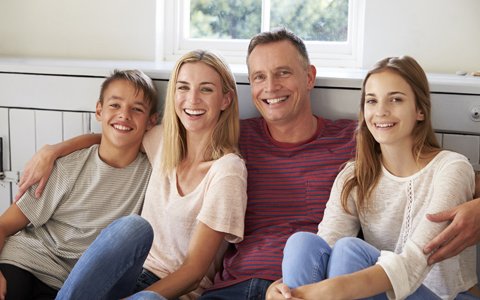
[15,144,57,201]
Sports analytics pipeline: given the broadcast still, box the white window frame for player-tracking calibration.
[158,0,365,68]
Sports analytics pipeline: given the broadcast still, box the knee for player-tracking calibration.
[286,232,314,248]
[109,215,154,245]
[329,237,378,277]
[331,237,369,261]
[284,232,330,257]
[334,237,364,252]
[286,232,327,249]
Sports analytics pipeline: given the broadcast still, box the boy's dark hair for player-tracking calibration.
[247,27,310,68]
[99,69,158,115]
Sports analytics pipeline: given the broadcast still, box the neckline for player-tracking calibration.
[262,115,325,148]
[381,150,445,181]
[172,153,232,198]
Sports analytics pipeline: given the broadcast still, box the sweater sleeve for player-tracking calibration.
[317,162,361,246]
[377,153,475,299]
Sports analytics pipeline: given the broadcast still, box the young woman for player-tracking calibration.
[20,50,248,300]
[267,56,478,300]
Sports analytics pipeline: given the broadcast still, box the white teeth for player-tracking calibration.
[375,123,394,128]
[185,109,206,115]
[265,97,287,104]
[113,124,132,131]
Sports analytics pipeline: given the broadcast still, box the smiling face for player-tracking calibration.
[96,79,154,152]
[364,69,425,150]
[247,40,316,127]
[174,62,231,136]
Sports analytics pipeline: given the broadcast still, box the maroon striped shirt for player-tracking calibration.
[212,116,357,289]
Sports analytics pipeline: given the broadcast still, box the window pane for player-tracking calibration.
[270,0,348,41]
[190,0,261,39]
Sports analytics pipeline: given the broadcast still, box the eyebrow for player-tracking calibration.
[366,91,407,97]
[249,71,262,77]
[107,95,124,101]
[107,95,148,107]
[176,80,216,86]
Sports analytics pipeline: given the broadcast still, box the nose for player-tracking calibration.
[264,76,280,93]
[375,101,389,117]
[119,107,131,120]
[187,89,201,104]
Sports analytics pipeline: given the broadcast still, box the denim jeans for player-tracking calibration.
[56,215,165,300]
[199,278,273,300]
[282,232,442,300]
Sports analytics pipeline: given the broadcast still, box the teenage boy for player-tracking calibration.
[0,69,157,300]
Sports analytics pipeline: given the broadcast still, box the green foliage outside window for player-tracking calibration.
[190,0,348,41]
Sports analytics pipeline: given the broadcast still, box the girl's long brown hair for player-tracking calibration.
[341,56,441,214]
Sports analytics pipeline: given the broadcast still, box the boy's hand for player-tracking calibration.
[15,145,56,201]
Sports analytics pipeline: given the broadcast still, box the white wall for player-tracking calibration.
[0,0,479,73]
[0,0,156,60]
[362,0,480,73]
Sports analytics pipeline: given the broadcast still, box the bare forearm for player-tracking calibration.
[144,224,225,299]
[294,265,392,300]
[48,133,101,158]
[0,204,30,254]
[145,266,203,299]
[337,265,392,299]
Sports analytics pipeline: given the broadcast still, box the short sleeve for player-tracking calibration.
[16,161,71,227]
[197,154,248,243]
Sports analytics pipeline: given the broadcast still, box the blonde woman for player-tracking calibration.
[24,50,248,300]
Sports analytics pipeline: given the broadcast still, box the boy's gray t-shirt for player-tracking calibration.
[0,144,151,289]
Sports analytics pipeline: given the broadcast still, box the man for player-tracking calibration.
[199,28,357,299]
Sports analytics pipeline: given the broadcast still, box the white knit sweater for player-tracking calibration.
[318,150,477,300]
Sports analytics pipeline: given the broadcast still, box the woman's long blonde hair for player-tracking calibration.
[341,56,441,214]
[162,50,240,172]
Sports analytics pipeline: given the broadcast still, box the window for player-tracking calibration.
[160,0,365,68]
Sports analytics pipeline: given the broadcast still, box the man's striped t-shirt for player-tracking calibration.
[212,116,357,289]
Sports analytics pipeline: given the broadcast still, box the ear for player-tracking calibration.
[221,91,233,111]
[95,101,103,121]
[146,112,159,131]
[306,65,317,90]
[416,109,425,121]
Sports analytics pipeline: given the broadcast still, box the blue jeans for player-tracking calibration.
[200,278,273,300]
[282,232,442,300]
[56,215,165,300]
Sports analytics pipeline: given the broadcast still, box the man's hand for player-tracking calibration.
[424,198,480,265]
[14,144,56,201]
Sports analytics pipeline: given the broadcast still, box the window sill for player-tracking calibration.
[0,57,479,95]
